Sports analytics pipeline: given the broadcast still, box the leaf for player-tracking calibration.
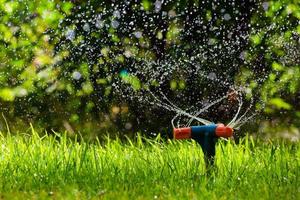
[142,0,152,11]
[170,80,177,90]
[272,62,284,71]
[269,98,292,110]
[121,74,141,91]
[250,34,261,46]
[0,88,15,101]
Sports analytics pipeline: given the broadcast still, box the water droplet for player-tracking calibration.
[262,2,269,11]
[111,20,119,29]
[83,23,90,32]
[239,51,245,60]
[168,10,176,17]
[113,10,121,19]
[66,29,75,40]
[125,122,132,130]
[124,50,132,58]
[208,72,217,80]
[95,19,104,29]
[133,31,143,38]
[155,0,162,12]
[72,71,82,80]
[223,13,231,21]
[17,88,28,97]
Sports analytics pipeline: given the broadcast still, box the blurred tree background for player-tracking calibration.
[0,0,299,138]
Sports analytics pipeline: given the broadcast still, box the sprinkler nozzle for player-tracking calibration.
[173,127,191,139]
[215,124,233,138]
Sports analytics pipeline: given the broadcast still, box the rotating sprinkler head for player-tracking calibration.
[173,124,233,164]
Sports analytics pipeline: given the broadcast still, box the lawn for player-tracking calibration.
[0,129,299,200]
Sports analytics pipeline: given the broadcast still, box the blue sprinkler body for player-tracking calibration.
[191,124,218,160]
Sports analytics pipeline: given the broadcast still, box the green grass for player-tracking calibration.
[0,129,299,200]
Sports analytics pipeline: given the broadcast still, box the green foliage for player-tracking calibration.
[0,0,256,133]
[0,88,14,101]
[0,0,299,132]
[0,132,299,199]
[268,98,292,111]
[120,72,142,91]
[0,0,72,101]
[242,0,300,121]
[142,0,152,11]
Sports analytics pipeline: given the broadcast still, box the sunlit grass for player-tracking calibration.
[0,128,299,200]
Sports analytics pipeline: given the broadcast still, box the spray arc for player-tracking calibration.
[173,124,233,162]
[146,88,255,163]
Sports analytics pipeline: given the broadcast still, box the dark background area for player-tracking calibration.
[0,0,299,139]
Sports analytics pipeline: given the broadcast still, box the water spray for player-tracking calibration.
[119,61,259,166]
[149,88,255,165]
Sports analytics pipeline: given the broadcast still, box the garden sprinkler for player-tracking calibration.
[173,124,233,165]
[148,88,250,165]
